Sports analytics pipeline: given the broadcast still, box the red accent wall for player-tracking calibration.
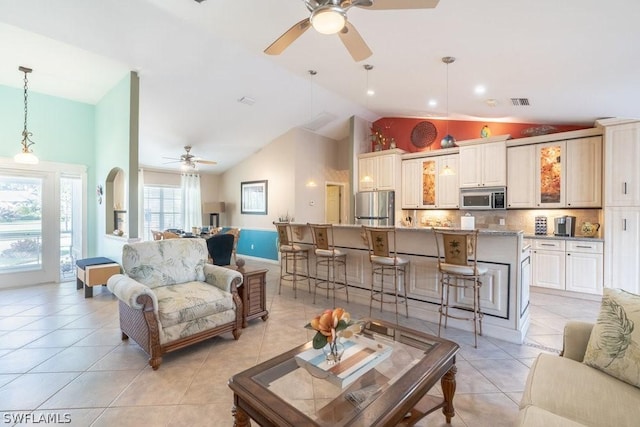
[371,117,589,153]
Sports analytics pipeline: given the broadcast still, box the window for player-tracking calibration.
[143,186,182,240]
[0,175,43,273]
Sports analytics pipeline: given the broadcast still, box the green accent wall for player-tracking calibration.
[94,72,139,261]
[0,71,136,260]
[0,84,98,254]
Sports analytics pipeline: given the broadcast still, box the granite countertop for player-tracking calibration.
[328,223,524,236]
[523,234,604,242]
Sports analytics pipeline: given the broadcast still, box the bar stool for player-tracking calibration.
[307,223,349,305]
[361,226,409,325]
[273,222,310,298]
[433,228,487,348]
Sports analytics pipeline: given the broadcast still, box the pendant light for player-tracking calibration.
[441,56,456,149]
[439,57,456,176]
[308,69,317,120]
[14,66,39,165]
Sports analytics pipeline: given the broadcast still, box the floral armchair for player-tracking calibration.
[107,238,243,369]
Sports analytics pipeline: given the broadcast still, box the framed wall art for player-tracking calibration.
[241,180,268,215]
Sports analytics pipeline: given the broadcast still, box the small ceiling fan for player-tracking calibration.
[264,0,439,61]
[162,145,217,169]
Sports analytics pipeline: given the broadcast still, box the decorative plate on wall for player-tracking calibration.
[410,121,437,148]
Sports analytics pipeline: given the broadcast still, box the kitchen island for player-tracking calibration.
[289,224,530,344]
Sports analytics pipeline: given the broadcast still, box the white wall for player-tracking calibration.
[218,127,351,228]
[294,129,350,223]
[220,130,296,229]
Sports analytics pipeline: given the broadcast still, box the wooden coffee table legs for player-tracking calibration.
[441,364,458,423]
[232,404,251,427]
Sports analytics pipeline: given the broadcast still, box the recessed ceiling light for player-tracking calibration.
[367,89,375,96]
[474,85,486,95]
[428,99,437,107]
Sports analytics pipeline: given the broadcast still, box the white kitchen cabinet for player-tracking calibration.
[507,145,536,208]
[400,154,459,209]
[459,140,507,188]
[604,122,640,206]
[604,207,640,294]
[358,156,377,191]
[438,155,460,208]
[401,158,422,208]
[532,238,603,295]
[565,241,603,295]
[566,136,602,208]
[506,135,601,209]
[358,150,403,192]
[532,239,566,290]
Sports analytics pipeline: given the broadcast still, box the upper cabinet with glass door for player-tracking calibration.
[401,153,459,209]
[537,142,565,208]
[506,130,602,209]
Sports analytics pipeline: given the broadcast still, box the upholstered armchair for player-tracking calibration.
[107,238,243,369]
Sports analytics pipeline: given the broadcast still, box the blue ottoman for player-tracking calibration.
[76,257,121,298]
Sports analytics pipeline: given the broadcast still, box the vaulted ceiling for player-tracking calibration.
[1,0,639,172]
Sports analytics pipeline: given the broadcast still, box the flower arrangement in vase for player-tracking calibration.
[370,126,387,151]
[306,308,353,364]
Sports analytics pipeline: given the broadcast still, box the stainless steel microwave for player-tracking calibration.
[460,187,507,210]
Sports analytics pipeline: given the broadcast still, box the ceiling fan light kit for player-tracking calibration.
[265,0,439,61]
[310,6,346,34]
[162,145,217,170]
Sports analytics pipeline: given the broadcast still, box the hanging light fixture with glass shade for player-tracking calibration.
[14,66,39,165]
[441,56,456,149]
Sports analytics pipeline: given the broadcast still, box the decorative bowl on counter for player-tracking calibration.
[581,222,600,237]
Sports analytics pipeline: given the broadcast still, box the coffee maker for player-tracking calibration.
[554,215,576,237]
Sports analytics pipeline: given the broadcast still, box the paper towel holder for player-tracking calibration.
[461,213,475,230]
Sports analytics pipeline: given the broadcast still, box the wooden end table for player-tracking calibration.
[229,318,459,426]
[237,268,269,328]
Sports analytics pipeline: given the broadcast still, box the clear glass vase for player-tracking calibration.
[322,338,345,365]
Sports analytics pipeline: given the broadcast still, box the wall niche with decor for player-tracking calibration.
[105,167,126,236]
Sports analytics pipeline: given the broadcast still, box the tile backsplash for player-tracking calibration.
[401,208,603,237]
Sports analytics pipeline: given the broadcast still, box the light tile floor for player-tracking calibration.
[0,260,601,426]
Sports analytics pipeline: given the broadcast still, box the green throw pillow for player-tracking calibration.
[583,288,640,388]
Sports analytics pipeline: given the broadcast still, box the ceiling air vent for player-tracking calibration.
[511,98,530,106]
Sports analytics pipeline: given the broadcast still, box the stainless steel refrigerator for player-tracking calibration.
[354,190,395,226]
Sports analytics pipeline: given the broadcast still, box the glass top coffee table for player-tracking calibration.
[228,319,459,426]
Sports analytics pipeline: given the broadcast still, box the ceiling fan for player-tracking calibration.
[162,145,217,170]
[264,0,439,62]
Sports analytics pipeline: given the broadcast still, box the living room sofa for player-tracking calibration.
[517,320,640,426]
[107,238,243,369]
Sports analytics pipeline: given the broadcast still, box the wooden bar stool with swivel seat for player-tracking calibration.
[432,228,487,348]
[273,222,310,298]
[362,226,409,325]
[307,223,349,306]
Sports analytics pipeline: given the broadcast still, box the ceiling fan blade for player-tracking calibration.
[264,18,312,55]
[355,0,439,10]
[194,159,217,165]
[338,22,372,62]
